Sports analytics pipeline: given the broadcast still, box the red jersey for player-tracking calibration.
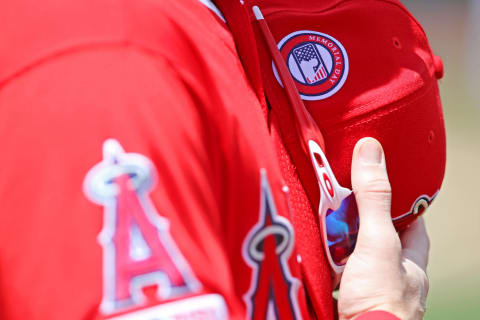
[0,0,327,318]
[0,0,441,319]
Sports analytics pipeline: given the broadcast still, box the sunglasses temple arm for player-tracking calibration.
[252,6,326,153]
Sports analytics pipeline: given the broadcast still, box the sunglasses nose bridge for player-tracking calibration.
[308,140,360,274]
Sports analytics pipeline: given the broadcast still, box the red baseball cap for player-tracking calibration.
[246,0,446,230]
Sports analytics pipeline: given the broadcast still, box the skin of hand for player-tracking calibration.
[337,138,430,320]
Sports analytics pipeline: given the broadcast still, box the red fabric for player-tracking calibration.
[356,310,401,320]
[236,0,446,230]
[0,0,444,319]
[271,115,334,319]
[0,0,308,318]
[217,0,445,317]
[0,49,241,319]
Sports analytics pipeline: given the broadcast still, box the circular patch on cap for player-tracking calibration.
[273,30,349,101]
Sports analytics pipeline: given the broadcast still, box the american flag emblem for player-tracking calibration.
[292,43,328,84]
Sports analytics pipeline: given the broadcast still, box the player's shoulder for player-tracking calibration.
[0,0,230,87]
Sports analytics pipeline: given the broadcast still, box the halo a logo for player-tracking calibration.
[273,30,349,101]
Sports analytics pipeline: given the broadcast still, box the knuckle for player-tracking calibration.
[356,178,392,200]
[364,177,392,193]
[385,234,402,251]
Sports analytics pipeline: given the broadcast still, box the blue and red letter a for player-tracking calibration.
[243,170,301,319]
[84,140,200,314]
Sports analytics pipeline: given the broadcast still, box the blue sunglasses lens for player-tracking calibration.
[325,193,359,266]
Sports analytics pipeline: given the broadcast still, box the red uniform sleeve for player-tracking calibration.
[0,47,243,319]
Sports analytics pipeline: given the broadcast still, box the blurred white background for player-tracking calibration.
[403,0,480,318]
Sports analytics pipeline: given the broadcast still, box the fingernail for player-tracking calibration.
[359,139,383,164]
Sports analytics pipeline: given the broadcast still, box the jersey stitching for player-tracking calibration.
[0,40,217,94]
[0,40,131,91]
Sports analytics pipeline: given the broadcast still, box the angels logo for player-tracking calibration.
[242,170,301,319]
[393,191,439,223]
[273,30,349,100]
[83,139,200,314]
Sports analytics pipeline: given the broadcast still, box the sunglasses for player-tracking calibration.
[253,6,360,286]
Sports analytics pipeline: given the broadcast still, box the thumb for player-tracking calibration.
[351,138,399,254]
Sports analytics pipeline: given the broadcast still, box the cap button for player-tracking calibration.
[434,55,444,79]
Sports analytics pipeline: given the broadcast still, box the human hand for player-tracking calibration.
[337,138,430,320]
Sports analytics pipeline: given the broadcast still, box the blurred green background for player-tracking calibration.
[402,0,480,318]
